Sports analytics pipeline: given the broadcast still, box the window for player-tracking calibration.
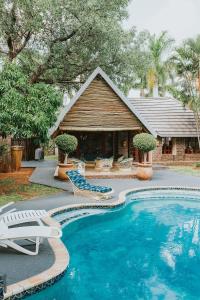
[162,137,172,154]
[185,138,200,154]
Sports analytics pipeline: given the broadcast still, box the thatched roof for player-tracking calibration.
[49,67,156,137]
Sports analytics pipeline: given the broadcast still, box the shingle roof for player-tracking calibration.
[128,97,198,137]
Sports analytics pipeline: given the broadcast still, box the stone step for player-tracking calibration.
[53,208,107,226]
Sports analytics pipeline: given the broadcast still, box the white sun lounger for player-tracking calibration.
[0,202,48,226]
[0,222,62,255]
[0,210,48,226]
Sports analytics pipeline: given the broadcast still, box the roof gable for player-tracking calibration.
[49,67,157,136]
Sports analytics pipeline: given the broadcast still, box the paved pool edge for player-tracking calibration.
[5,185,200,299]
[4,216,69,300]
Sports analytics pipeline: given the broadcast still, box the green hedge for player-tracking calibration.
[133,133,156,153]
[55,134,78,154]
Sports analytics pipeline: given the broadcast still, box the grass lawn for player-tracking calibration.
[169,165,200,177]
[0,168,62,205]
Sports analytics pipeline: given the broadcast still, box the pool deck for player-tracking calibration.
[1,161,200,298]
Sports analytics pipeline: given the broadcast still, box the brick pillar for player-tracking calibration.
[152,137,163,161]
[175,138,185,161]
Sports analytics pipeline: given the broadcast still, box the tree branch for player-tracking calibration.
[51,30,77,45]
[30,30,77,84]
[16,31,32,55]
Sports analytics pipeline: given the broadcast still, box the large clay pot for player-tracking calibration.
[136,163,153,180]
[57,163,75,180]
[11,146,24,171]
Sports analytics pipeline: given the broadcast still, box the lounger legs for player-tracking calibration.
[73,189,112,200]
[1,237,41,255]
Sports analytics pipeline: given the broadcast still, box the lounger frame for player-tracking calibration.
[68,177,113,200]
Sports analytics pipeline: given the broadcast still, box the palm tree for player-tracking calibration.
[171,35,200,148]
[148,31,174,97]
[128,31,151,97]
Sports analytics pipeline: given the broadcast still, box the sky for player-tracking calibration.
[126,0,200,43]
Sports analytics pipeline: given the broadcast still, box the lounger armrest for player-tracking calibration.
[0,202,14,213]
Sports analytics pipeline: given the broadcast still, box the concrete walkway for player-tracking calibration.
[1,161,200,287]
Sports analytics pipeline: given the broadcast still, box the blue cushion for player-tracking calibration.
[66,170,112,193]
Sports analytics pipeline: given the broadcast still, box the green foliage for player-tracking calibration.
[55,134,78,154]
[0,0,135,92]
[170,36,200,107]
[0,63,62,141]
[133,133,157,153]
[127,30,174,96]
[170,35,200,148]
[148,31,174,96]
[0,144,8,156]
[195,162,200,168]
[127,31,151,94]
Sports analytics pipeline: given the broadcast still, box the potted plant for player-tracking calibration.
[133,133,156,180]
[11,143,24,171]
[55,134,78,180]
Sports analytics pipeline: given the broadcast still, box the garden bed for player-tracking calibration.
[0,168,61,205]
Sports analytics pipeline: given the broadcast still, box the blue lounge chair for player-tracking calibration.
[66,170,114,200]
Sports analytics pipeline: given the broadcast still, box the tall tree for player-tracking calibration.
[170,36,200,148]
[0,0,134,92]
[148,31,174,96]
[0,63,62,141]
[128,30,151,96]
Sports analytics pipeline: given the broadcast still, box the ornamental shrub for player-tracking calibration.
[55,134,78,155]
[133,133,156,153]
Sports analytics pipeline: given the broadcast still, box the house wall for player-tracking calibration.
[153,137,200,162]
[60,76,143,131]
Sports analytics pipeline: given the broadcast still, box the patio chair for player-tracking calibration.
[70,158,85,176]
[0,202,48,226]
[66,170,114,200]
[116,157,133,170]
[95,157,113,172]
[0,222,62,255]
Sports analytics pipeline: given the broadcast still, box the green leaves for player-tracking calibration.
[171,35,200,107]
[0,63,62,141]
[0,0,133,91]
[133,133,157,153]
[55,134,78,154]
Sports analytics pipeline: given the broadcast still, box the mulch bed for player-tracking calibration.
[0,168,34,196]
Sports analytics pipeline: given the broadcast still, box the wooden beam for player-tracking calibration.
[59,126,142,132]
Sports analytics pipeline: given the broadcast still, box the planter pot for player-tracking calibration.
[11,146,24,171]
[57,163,75,181]
[136,163,153,180]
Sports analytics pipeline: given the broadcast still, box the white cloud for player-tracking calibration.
[126,0,200,43]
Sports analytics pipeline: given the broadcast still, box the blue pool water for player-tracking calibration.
[27,191,200,299]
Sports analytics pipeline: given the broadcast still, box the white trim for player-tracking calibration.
[49,67,157,137]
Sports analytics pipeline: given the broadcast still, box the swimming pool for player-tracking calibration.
[27,189,200,299]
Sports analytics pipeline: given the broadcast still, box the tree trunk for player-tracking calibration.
[143,152,147,163]
[153,85,159,97]
[140,88,145,97]
[64,153,68,164]
[194,111,200,149]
